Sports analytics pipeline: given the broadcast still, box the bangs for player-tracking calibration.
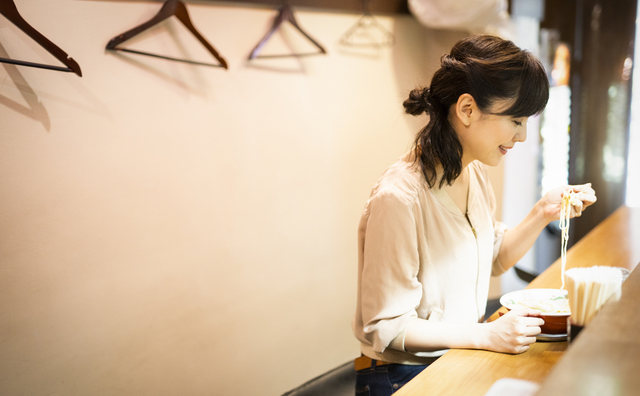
[498,55,550,118]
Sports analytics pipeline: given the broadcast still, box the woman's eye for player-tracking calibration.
[514,121,523,126]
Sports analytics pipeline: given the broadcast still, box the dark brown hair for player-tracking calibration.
[403,35,549,188]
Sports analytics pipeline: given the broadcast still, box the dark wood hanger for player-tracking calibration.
[0,0,82,76]
[339,0,394,48]
[106,0,227,69]
[249,0,326,60]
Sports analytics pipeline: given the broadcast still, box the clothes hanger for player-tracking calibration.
[0,0,82,76]
[339,0,394,48]
[106,0,227,69]
[248,0,326,60]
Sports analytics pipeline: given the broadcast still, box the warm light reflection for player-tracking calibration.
[622,57,633,81]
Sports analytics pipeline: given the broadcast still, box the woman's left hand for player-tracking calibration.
[540,183,597,223]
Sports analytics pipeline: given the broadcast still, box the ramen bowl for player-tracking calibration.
[499,288,570,335]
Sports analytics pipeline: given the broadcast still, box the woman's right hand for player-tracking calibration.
[482,308,544,354]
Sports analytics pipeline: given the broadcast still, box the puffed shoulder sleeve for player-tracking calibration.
[359,188,422,353]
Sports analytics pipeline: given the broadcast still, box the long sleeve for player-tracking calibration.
[353,156,503,365]
[484,167,509,276]
[358,188,423,353]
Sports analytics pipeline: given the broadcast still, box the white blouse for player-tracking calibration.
[352,153,508,365]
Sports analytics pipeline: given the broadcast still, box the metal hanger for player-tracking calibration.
[0,0,82,76]
[106,0,227,69]
[339,0,394,48]
[249,0,326,60]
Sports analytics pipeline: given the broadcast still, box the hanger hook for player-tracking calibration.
[362,0,372,15]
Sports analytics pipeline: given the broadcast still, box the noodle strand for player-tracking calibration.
[559,189,576,290]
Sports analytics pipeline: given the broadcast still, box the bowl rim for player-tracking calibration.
[500,288,570,317]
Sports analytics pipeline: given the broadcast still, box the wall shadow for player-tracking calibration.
[0,43,52,132]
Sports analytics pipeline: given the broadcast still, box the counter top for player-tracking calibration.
[394,205,640,396]
[536,250,640,395]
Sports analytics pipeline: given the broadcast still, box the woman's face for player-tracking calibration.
[453,98,528,167]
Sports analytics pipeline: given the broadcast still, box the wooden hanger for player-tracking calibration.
[0,0,82,76]
[106,0,227,69]
[249,0,326,60]
[339,0,394,48]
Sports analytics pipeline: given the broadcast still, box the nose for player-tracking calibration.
[514,124,527,143]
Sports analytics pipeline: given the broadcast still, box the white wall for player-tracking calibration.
[500,11,543,293]
[0,1,468,395]
[626,0,640,207]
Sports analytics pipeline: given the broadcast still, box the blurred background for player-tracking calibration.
[0,0,637,394]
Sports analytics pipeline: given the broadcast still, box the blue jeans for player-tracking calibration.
[355,362,430,396]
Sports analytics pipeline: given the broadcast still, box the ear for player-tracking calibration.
[454,93,476,127]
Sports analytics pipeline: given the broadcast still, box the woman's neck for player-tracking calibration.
[439,165,470,214]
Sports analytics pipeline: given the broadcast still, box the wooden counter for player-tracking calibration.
[536,248,640,395]
[395,205,640,396]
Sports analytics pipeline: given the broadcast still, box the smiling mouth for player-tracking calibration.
[499,145,512,154]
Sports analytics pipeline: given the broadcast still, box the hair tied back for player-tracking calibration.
[440,54,464,70]
[403,86,432,116]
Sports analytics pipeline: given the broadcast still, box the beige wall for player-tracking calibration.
[0,2,473,395]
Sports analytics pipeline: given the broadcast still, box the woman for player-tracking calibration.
[352,35,596,395]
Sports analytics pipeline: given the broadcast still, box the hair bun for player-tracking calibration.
[403,87,431,116]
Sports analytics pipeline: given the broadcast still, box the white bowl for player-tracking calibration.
[500,288,569,334]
